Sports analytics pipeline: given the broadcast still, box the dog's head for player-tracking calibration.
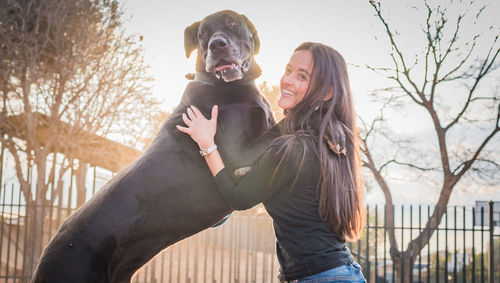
[184,10,261,82]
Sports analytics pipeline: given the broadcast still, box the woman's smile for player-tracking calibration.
[281,89,295,97]
[278,49,313,110]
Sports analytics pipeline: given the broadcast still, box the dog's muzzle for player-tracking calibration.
[205,37,250,82]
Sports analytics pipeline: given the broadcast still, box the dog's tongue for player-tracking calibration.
[214,63,236,72]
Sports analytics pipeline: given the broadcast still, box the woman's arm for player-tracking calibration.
[177,105,300,210]
[203,149,225,177]
[212,146,295,210]
[176,105,224,176]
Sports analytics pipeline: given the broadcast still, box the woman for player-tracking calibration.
[177,42,366,282]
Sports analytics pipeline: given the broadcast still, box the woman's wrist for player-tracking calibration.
[199,144,218,157]
[203,148,225,177]
[198,140,215,150]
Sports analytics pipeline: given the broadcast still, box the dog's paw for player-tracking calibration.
[234,166,252,177]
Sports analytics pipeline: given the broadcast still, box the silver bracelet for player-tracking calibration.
[199,144,217,157]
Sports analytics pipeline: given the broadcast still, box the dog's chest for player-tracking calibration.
[176,81,271,167]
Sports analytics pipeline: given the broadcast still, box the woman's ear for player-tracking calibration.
[324,87,334,101]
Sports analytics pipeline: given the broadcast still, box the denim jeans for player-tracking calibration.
[210,212,232,228]
[295,262,366,282]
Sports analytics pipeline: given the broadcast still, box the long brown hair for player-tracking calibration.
[279,42,364,241]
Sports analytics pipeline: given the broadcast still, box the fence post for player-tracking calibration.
[365,205,370,281]
[472,207,476,283]
[489,201,494,283]
[0,140,5,190]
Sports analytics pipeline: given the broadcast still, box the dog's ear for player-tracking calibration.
[241,14,260,55]
[245,58,262,80]
[184,21,200,58]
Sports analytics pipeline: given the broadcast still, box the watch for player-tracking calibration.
[199,144,217,157]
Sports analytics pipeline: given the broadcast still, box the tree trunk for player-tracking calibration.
[76,161,88,208]
[22,201,49,280]
[393,250,416,283]
[23,157,50,278]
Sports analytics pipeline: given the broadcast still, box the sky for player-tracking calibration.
[119,0,500,206]
[121,0,390,112]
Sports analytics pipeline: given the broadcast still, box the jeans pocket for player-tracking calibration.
[348,262,366,282]
[351,261,362,270]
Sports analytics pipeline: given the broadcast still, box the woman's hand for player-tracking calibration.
[176,105,218,149]
[177,105,224,176]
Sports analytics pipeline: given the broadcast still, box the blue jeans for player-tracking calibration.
[210,212,232,228]
[296,262,366,282]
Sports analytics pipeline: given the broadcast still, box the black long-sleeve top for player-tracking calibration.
[214,127,354,281]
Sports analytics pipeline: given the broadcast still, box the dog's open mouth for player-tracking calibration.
[213,59,250,80]
[214,60,237,72]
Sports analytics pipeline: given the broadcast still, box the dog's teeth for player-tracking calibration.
[214,72,221,79]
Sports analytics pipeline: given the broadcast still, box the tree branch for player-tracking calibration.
[360,134,399,258]
[445,40,499,131]
[454,103,500,178]
[369,1,428,104]
[380,159,440,172]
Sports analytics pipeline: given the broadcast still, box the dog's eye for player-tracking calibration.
[199,32,209,41]
[229,21,238,29]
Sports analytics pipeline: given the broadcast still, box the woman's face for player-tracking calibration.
[278,49,314,110]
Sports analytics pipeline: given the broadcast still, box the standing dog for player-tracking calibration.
[32,10,274,283]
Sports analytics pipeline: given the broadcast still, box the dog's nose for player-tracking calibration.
[209,38,228,51]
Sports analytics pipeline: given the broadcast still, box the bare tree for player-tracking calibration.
[361,0,499,281]
[0,0,161,273]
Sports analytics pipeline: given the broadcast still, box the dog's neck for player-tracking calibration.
[193,71,256,86]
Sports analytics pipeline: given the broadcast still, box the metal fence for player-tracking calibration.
[0,182,499,282]
[356,203,499,283]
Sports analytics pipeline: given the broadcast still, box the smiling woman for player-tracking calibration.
[177,42,366,282]
[278,49,314,110]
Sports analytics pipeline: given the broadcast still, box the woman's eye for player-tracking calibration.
[298,74,307,81]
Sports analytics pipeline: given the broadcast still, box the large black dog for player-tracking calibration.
[32,10,275,283]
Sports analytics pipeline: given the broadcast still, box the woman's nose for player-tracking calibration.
[281,73,293,87]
